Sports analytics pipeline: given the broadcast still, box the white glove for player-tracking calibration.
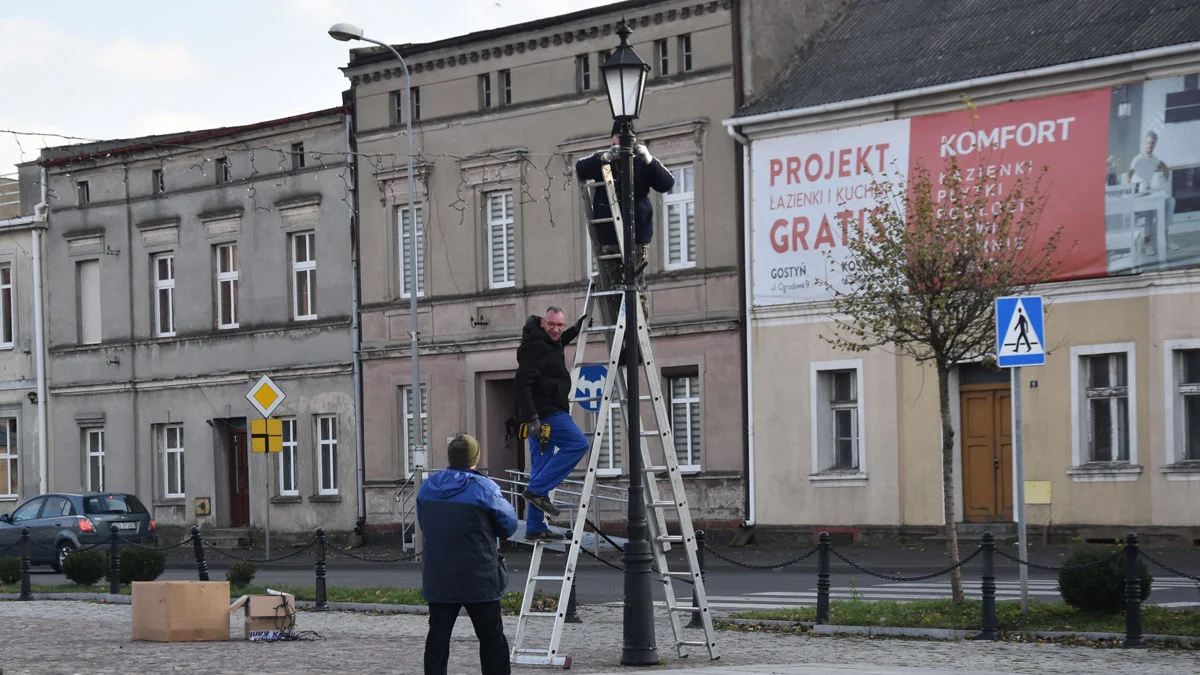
[634,143,653,164]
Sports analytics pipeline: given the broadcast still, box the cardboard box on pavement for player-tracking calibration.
[229,592,297,640]
[131,581,231,642]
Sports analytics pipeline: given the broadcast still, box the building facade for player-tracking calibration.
[26,108,359,538]
[339,0,839,538]
[726,0,1200,543]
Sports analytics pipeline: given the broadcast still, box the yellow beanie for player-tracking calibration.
[447,433,480,468]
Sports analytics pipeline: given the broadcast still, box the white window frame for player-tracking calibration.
[663,164,696,270]
[576,54,591,91]
[412,86,421,121]
[1068,342,1141,482]
[215,243,239,329]
[480,74,492,108]
[397,204,425,298]
[291,231,317,320]
[152,253,175,338]
[85,428,105,492]
[656,39,669,76]
[279,417,299,496]
[593,401,623,477]
[1162,339,1200,480]
[0,263,13,348]
[217,157,232,184]
[809,359,867,486]
[317,415,339,495]
[669,374,701,473]
[0,417,16,498]
[500,69,512,105]
[401,385,428,478]
[162,423,185,499]
[679,34,693,72]
[486,191,516,288]
[152,169,165,194]
[77,259,101,345]
[77,181,89,205]
[291,142,305,170]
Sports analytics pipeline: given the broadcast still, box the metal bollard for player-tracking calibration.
[191,525,209,581]
[688,530,706,628]
[1124,533,1144,648]
[816,532,830,624]
[109,525,121,595]
[315,528,328,610]
[978,532,997,640]
[19,527,31,601]
[564,579,581,623]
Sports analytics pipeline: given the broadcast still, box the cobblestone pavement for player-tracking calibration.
[1,600,1197,674]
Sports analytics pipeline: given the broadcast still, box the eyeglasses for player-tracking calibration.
[545,321,566,329]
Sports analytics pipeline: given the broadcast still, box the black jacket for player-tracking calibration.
[515,314,581,422]
[575,151,675,246]
[416,467,518,604]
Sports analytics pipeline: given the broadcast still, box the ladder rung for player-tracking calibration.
[643,465,668,472]
[523,612,559,618]
[648,501,679,508]
[657,535,685,544]
[583,324,618,332]
[669,606,704,613]
[589,217,615,224]
[589,289,624,297]
[677,640,711,647]
[570,396,604,403]
[531,575,566,582]
[598,254,624,261]
[583,180,606,188]
[663,571,696,578]
[640,430,661,437]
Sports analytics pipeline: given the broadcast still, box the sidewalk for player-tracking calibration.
[1,599,1197,674]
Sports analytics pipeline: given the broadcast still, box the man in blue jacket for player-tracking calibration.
[417,433,518,675]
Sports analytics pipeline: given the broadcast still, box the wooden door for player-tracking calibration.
[961,384,1013,522]
[227,429,250,527]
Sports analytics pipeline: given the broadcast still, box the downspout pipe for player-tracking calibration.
[33,167,49,495]
[345,101,368,534]
[727,123,754,527]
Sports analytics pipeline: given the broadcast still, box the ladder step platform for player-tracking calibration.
[511,160,717,668]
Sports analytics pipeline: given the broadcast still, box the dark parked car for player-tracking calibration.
[0,493,155,572]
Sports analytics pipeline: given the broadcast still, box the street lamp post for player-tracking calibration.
[329,22,425,503]
[600,19,657,666]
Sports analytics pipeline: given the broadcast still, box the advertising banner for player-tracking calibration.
[749,70,1200,307]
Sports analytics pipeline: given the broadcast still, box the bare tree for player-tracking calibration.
[816,148,1063,603]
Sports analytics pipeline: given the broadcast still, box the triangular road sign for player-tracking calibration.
[996,296,1045,367]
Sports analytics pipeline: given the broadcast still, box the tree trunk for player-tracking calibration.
[937,363,965,603]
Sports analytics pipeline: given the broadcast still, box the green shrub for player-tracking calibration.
[226,561,258,588]
[62,549,108,586]
[1058,546,1151,614]
[109,547,166,584]
[0,556,20,584]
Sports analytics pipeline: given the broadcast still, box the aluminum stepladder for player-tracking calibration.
[510,162,718,668]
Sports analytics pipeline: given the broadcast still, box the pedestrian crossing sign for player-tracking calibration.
[996,296,1045,367]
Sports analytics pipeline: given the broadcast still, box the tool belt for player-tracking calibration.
[518,422,552,451]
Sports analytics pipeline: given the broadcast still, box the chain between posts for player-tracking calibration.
[323,546,419,564]
[202,539,317,564]
[994,546,1123,572]
[829,545,984,582]
[1137,549,1200,583]
[115,535,194,552]
[701,541,820,570]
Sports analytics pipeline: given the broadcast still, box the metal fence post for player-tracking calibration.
[315,528,328,610]
[979,531,997,640]
[108,524,121,595]
[1124,533,1143,648]
[19,527,31,601]
[564,579,581,623]
[816,532,830,624]
[191,525,209,582]
[688,530,706,628]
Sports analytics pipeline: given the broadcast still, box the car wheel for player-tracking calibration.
[52,541,75,573]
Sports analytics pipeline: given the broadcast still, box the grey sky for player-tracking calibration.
[0,0,615,178]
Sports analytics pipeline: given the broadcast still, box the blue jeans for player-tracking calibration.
[525,412,590,534]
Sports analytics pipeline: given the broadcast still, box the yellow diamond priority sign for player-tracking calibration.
[246,375,286,418]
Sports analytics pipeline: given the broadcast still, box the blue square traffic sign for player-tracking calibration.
[996,296,1045,368]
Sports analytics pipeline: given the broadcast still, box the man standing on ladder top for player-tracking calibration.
[516,306,590,541]
[575,120,674,284]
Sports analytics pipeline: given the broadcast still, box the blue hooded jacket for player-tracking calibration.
[416,468,519,604]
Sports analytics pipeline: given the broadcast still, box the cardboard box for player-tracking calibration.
[132,581,231,642]
[229,592,297,640]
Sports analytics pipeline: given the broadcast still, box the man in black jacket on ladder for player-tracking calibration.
[515,306,589,541]
[575,121,675,282]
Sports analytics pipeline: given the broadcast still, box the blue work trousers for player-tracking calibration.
[525,412,590,534]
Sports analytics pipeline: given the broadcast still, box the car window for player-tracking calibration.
[83,494,146,515]
[41,496,71,518]
[10,498,44,521]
